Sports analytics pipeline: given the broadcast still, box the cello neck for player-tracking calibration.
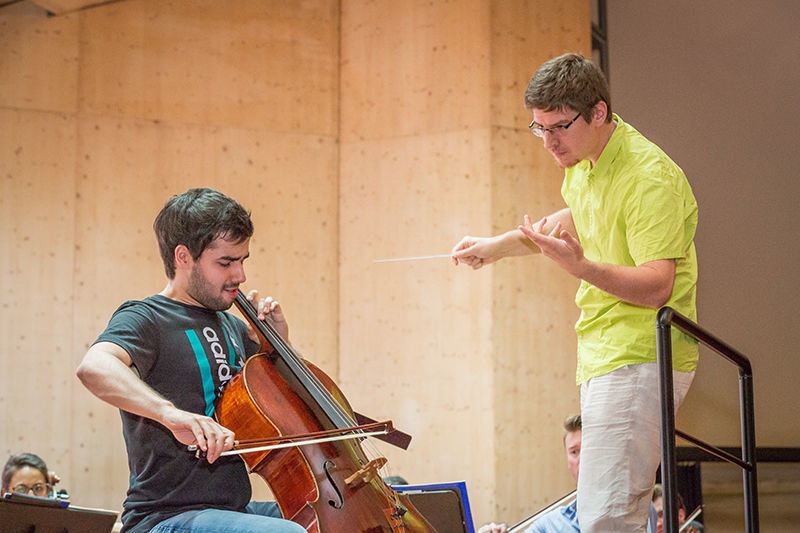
[233,291,355,430]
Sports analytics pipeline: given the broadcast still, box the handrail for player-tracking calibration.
[656,307,759,533]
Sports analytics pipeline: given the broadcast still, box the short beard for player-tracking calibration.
[187,263,233,311]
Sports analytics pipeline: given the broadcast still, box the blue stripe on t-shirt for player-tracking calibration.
[185,329,216,417]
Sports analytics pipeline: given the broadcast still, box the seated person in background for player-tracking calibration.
[651,484,702,533]
[1,452,64,499]
[478,414,583,533]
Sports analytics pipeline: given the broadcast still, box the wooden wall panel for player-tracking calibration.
[490,0,590,522]
[340,0,498,520]
[0,2,78,112]
[339,130,495,500]
[79,0,338,134]
[341,0,491,140]
[0,108,77,490]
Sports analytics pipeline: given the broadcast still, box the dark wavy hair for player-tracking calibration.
[2,453,49,492]
[523,53,612,123]
[153,188,253,279]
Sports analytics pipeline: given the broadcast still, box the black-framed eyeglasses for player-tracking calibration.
[11,482,51,497]
[528,112,583,138]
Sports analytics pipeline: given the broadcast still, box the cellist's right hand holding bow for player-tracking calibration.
[159,404,235,464]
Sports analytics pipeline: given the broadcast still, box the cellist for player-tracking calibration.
[76,188,306,533]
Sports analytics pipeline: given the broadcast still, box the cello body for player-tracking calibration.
[215,294,436,532]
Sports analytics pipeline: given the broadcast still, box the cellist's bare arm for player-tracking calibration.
[451,208,575,269]
[76,342,234,463]
[77,342,164,418]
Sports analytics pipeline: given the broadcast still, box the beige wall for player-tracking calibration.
[608,1,800,531]
[1,0,590,526]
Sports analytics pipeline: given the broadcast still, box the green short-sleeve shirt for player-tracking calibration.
[562,114,699,384]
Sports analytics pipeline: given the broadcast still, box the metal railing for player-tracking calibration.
[656,307,759,533]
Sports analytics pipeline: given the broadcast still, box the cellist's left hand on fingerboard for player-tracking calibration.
[246,290,290,343]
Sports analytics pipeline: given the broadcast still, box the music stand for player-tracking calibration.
[392,480,475,533]
[1,492,118,533]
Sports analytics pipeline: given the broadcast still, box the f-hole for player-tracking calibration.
[324,460,344,509]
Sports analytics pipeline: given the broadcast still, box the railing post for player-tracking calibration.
[740,373,760,532]
[656,307,680,533]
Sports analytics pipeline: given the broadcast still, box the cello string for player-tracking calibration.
[243,298,400,499]
[236,292,359,430]
[237,292,404,507]
[231,292,421,528]
[357,428,406,505]
[237,292,334,407]
[240,291,400,492]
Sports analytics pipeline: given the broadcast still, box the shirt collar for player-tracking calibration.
[590,113,624,176]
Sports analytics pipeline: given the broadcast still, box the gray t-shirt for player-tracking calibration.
[95,295,259,533]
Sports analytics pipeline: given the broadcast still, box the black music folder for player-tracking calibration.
[0,492,118,533]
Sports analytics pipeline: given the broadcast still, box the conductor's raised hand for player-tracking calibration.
[519,214,586,278]
[159,405,235,464]
[246,290,290,343]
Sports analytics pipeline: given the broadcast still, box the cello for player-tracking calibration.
[211,291,437,532]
